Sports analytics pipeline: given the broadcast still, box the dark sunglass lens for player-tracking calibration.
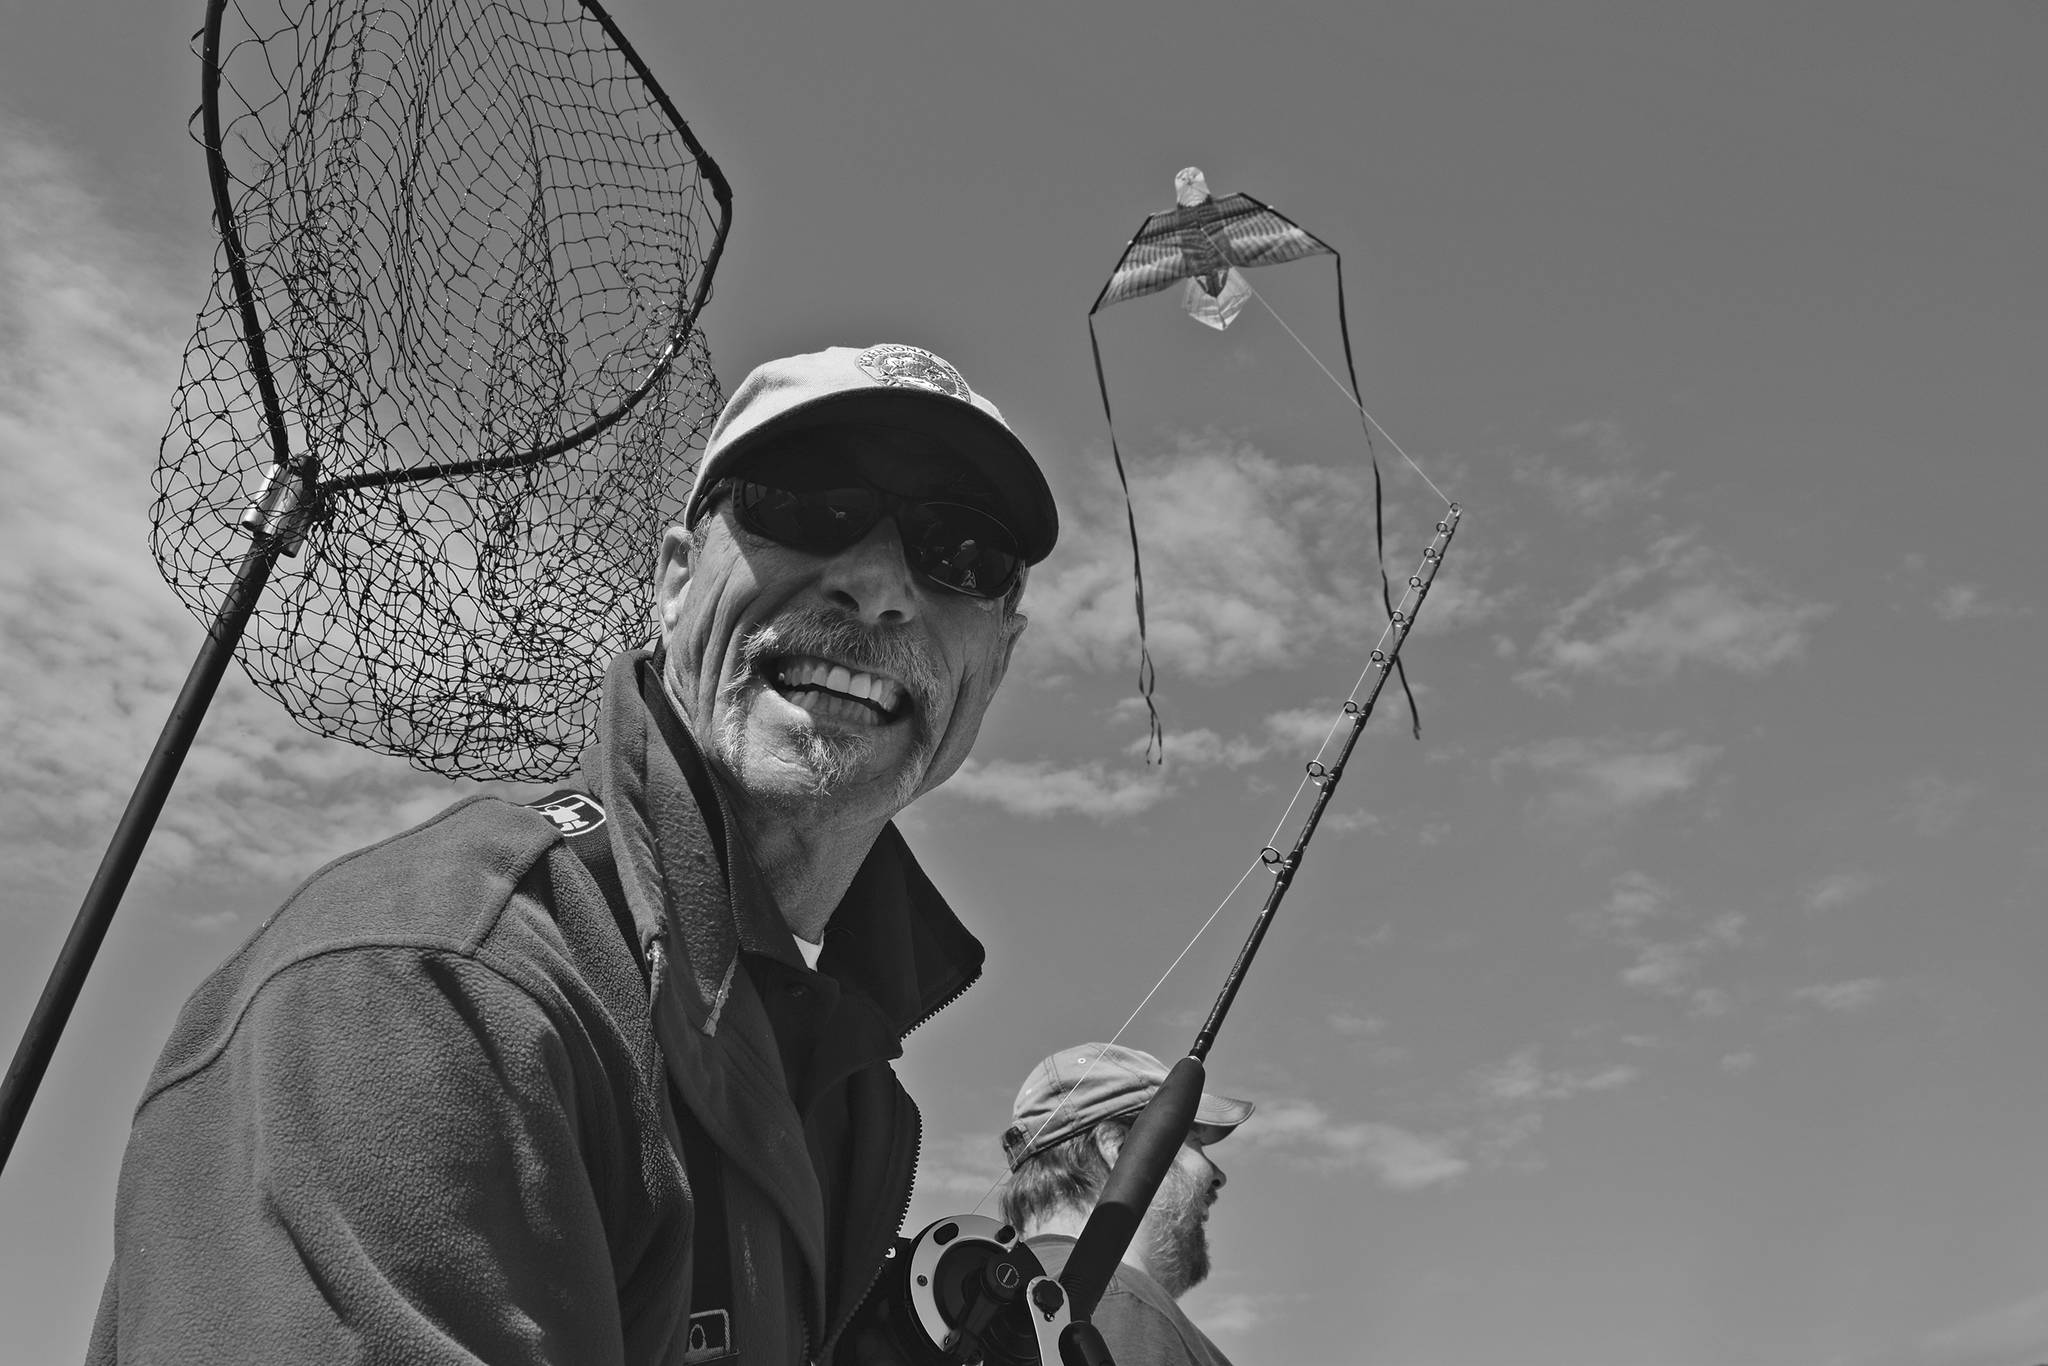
[731,482,1020,597]
[902,503,1021,599]
[733,482,880,552]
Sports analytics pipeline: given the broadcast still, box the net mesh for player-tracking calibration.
[153,0,726,781]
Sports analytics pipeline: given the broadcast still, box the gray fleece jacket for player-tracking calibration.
[87,650,983,1365]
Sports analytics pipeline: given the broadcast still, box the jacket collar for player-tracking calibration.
[581,648,984,1037]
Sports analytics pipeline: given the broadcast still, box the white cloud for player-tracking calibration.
[1516,531,1830,694]
[1793,978,1884,1012]
[1493,733,1721,824]
[1237,1099,1469,1190]
[1574,870,1675,936]
[1932,582,2028,621]
[1024,437,1491,687]
[1720,1051,1756,1074]
[1897,775,1978,837]
[1510,419,1670,519]
[1260,703,1350,752]
[1688,986,1734,1017]
[1468,1047,1640,1104]
[1326,1011,1385,1037]
[1806,870,1880,912]
[1622,943,1698,994]
[1136,726,1269,770]
[0,121,480,908]
[1894,554,2030,624]
[1101,699,1397,789]
[1571,870,1748,1013]
[1621,915,1744,1004]
[1921,1286,2048,1363]
[1317,808,1381,835]
[944,758,1171,819]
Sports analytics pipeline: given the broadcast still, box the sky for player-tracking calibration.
[2,2,2045,1364]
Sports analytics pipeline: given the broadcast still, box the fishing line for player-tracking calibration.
[966,493,1460,1222]
[967,854,1268,1219]
[1243,277,1457,508]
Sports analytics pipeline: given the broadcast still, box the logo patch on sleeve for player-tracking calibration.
[528,791,605,836]
[682,1308,733,1364]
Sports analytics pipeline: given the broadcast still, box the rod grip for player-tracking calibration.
[1057,1055,1205,1321]
[1060,1320,1117,1366]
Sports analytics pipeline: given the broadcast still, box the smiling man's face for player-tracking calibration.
[655,446,1027,830]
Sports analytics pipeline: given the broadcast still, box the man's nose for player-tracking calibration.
[819,516,920,625]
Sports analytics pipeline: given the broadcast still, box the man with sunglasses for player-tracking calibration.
[90,344,1056,1366]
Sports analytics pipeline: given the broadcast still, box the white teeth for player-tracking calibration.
[773,656,905,714]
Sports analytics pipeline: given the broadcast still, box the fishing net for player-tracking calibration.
[152,0,731,781]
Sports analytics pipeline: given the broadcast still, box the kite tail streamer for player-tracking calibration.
[1087,313,1164,763]
[1330,253,1422,740]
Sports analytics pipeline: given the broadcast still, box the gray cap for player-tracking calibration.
[685,342,1058,564]
[1003,1042,1254,1168]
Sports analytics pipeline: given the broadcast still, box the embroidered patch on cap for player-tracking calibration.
[856,344,971,400]
[682,1308,733,1364]
[528,791,605,835]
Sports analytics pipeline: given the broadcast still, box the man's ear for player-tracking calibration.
[989,609,1027,682]
[655,525,694,630]
[1091,1123,1124,1168]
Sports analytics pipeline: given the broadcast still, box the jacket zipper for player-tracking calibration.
[815,950,976,1359]
[901,966,977,1040]
[817,1096,922,1362]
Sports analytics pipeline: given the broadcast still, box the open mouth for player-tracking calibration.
[764,655,909,725]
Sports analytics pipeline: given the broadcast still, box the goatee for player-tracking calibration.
[716,608,942,807]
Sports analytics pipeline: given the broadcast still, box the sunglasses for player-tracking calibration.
[723,477,1024,600]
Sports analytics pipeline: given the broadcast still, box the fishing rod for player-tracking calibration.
[849,503,1462,1366]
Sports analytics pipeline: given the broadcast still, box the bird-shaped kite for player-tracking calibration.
[1088,167,1419,760]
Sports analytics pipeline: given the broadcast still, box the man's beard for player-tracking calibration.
[1138,1159,1214,1299]
[715,608,942,809]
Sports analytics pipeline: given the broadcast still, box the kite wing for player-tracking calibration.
[1205,193,1333,270]
[1091,208,1206,314]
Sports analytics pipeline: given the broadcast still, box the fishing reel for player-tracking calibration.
[851,1215,1110,1366]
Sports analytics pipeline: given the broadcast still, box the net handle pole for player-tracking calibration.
[0,533,285,1175]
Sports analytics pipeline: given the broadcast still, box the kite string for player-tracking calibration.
[1241,278,1455,509]
[1258,526,1444,849]
[966,852,1268,1219]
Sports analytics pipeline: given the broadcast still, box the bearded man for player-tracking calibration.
[90,344,1056,1366]
[999,1044,1253,1366]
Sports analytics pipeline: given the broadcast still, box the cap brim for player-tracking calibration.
[1191,1091,1255,1144]
[695,387,1058,564]
[1011,1090,1254,1167]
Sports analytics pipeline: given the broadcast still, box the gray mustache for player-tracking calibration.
[742,609,941,712]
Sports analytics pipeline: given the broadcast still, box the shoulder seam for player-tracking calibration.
[135,937,567,1113]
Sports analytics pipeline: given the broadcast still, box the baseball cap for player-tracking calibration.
[685,343,1059,564]
[1003,1042,1255,1168]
